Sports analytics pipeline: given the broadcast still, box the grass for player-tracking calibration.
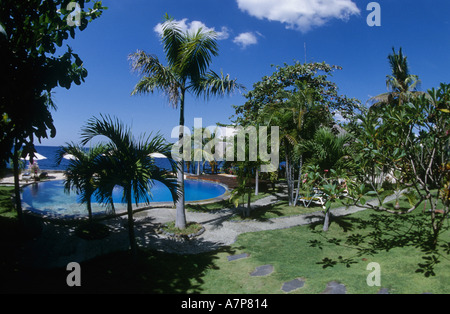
[1,186,450,294]
[160,221,203,236]
[186,191,270,213]
[187,186,351,222]
[228,192,352,222]
[0,186,15,218]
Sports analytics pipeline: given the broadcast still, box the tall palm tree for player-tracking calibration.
[56,143,108,221]
[80,115,179,258]
[128,14,244,229]
[369,47,424,108]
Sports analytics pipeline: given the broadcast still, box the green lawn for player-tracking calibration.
[187,189,348,221]
[0,186,15,218]
[1,186,450,294]
[199,209,450,294]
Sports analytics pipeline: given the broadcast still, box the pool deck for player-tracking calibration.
[0,170,66,186]
[185,173,239,189]
[0,171,238,188]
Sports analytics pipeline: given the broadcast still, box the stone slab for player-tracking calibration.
[322,281,347,294]
[377,288,390,294]
[250,264,274,277]
[281,278,305,293]
[227,253,250,262]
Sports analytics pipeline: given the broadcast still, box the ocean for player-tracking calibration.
[25,146,215,173]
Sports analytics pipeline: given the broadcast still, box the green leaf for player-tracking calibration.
[359,184,365,194]
[360,197,366,205]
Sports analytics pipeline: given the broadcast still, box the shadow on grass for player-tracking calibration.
[1,245,242,294]
[307,210,450,277]
[232,196,323,223]
[0,212,244,294]
[75,245,242,294]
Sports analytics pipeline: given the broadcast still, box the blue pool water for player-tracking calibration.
[22,179,227,217]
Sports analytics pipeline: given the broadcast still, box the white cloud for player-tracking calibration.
[236,0,360,32]
[233,32,259,48]
[154,18,230,40]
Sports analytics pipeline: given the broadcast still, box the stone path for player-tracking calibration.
[226,252,346,294]
[226,252,393,294]
[135,192,400,256]
[250,265,274,277]
[322,281,347,294]
[281,279,305,293]
[227,253,250,262]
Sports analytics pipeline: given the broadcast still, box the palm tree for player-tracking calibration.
[56,143,108,221]
[262,82,317,206]
[369,47,423,107]
[128,14,244,229]
[300,127,352,232]
[80,115,179,258]
[300,127,352,172]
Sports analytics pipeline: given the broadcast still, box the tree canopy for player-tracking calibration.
[0,0,106,166]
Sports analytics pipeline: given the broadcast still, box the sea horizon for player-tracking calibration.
[24,145,215,172]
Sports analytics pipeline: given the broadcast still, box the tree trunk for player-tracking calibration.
[87,200,93,222]
[126,189,137,259]
[323,209,330,232]
[294,156,303,206]
[175,89,187,229]
[176,161,186,229]
[285,143,293,206]
[246,189,251,217]
[255,168,259,196]
[12,144,24,227]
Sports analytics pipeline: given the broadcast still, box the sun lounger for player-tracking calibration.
[299,193,325,208]
[21,172,32,182]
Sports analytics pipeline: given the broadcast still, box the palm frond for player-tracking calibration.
[128,50,181,108]
[179,28,218,82]
[192,70,245,100]
[160,14,186,68]
[80,114,132,150]
[80,115,179,207]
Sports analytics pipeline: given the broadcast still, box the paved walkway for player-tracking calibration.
[14,191,397,269]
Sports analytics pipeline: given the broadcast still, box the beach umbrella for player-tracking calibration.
[21,152,47,161]
[149,153,167,158]
[63,153,77,160]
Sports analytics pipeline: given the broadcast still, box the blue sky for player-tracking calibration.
[42,0,450,146]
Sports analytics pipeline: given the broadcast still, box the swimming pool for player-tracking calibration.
[21,179,227,218]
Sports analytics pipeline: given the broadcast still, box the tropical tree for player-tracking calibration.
[346,84,450,240]
[234,62,361,207]
[128,14,243,229]
[299,127,352,231]
[262,81,320,206]
[300,127,352,172]
[80,115,179,258]
[0,0,106,227]
[227,130,262,217]
[229,160,258,218]
[191,126,217,175]
[56,143,108,221]
[369,47,424,108]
